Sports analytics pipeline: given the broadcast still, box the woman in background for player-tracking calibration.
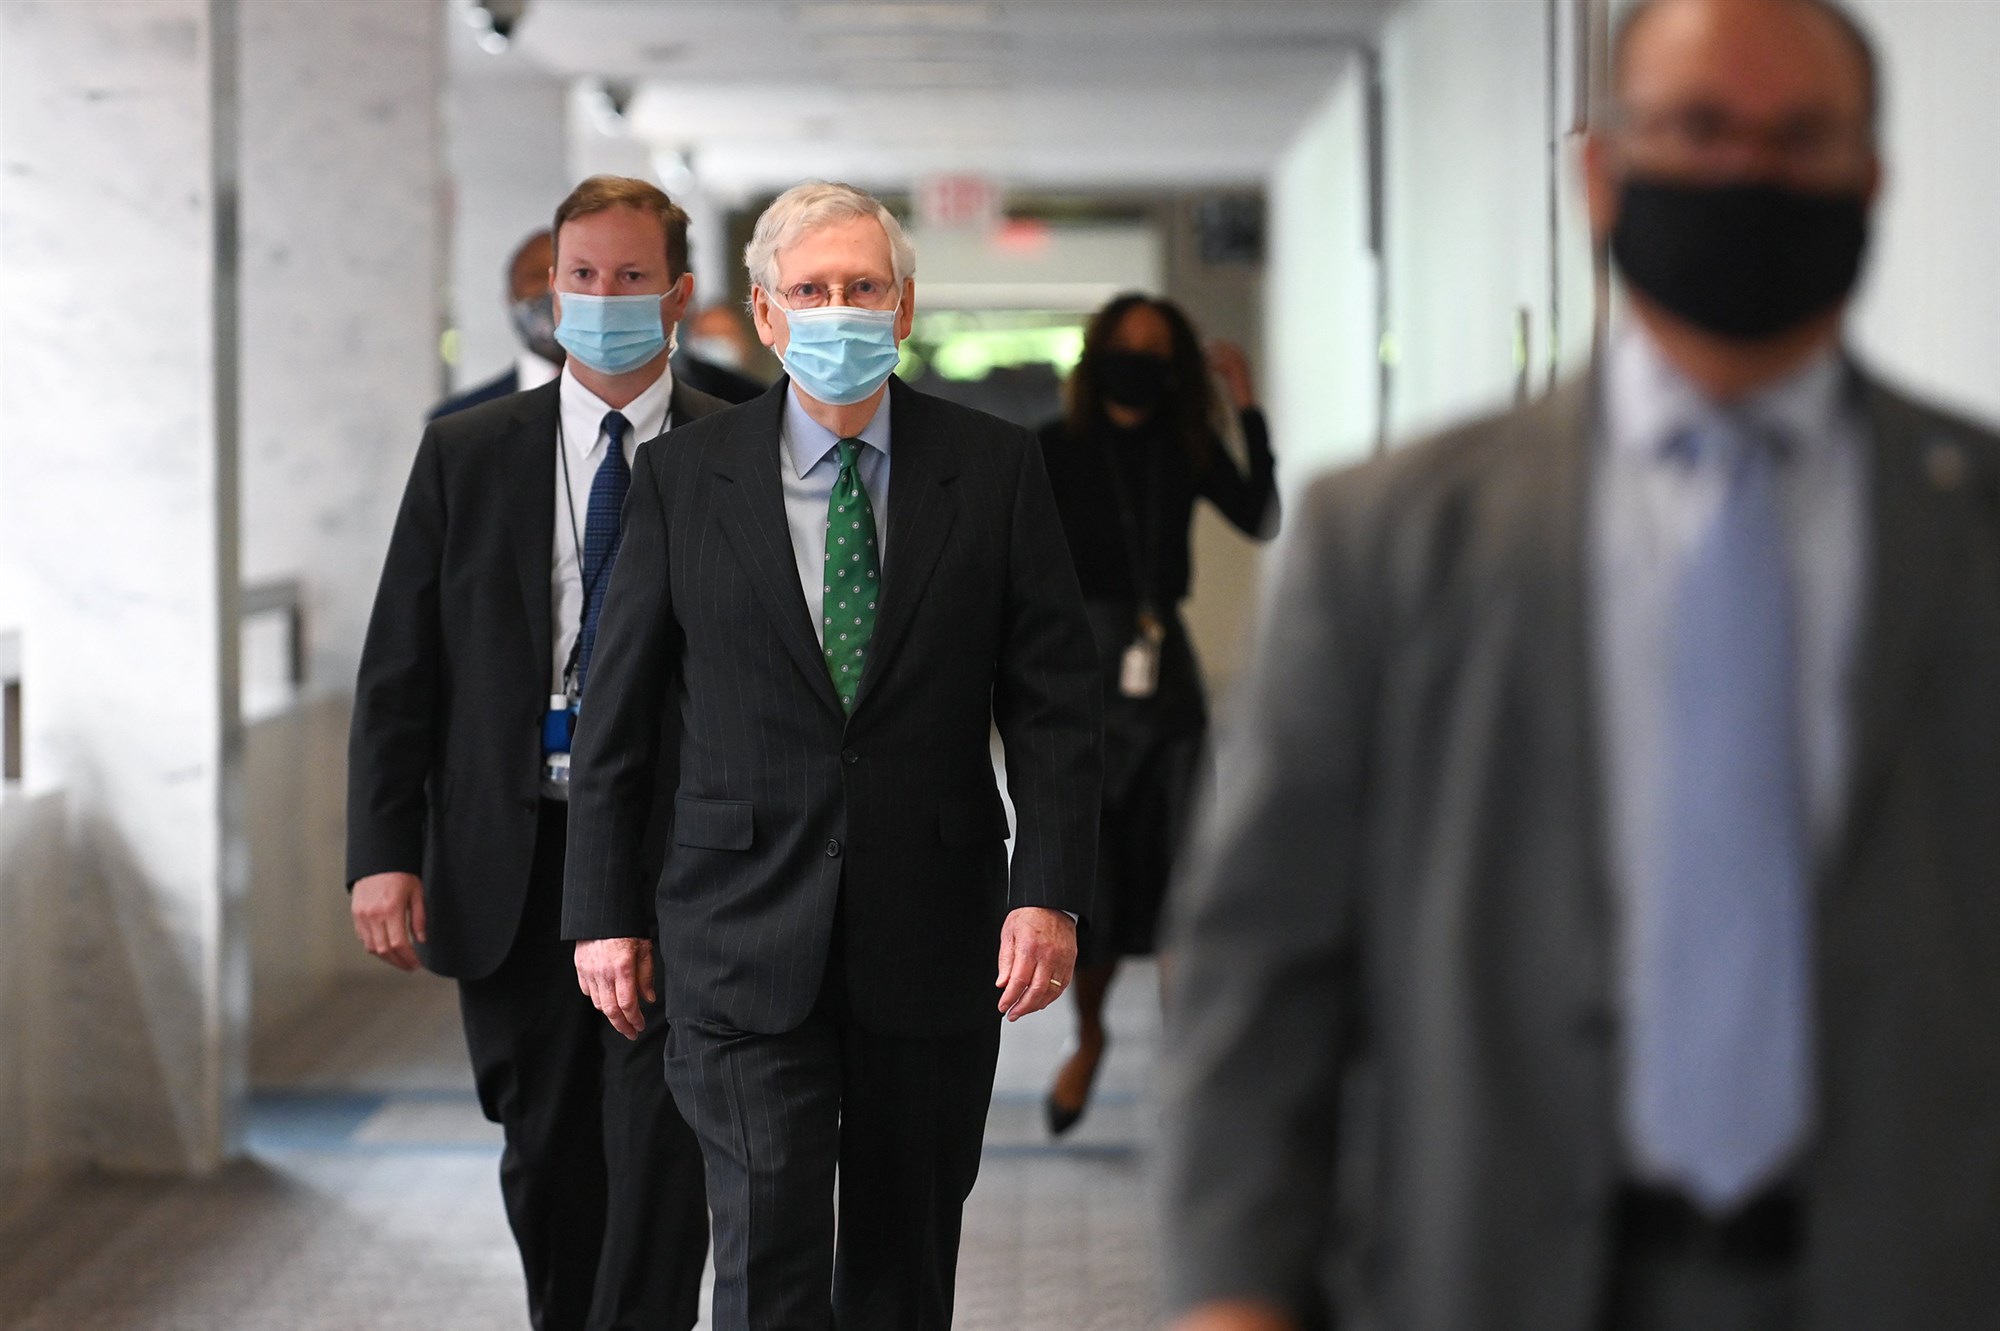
[1037,292,1279,1135]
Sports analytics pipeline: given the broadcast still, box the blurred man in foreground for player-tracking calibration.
[1160,3,2000,1329]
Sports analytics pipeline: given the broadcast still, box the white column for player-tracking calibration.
[447,62,570,393]
[234,0,446,1040]
[0,0,245,1173]
[239,0,445,692]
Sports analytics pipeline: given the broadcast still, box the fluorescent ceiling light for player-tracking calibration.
[793,3,998,32]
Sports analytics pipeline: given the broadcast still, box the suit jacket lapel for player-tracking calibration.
[706,384,847,716]
[853,378,958,714]
[1830,371,1964,882]
[1527,377,1621,976]
[505,382,561,687]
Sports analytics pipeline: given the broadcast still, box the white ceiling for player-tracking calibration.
[453,0,1396,196]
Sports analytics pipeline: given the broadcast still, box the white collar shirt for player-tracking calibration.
[551,362,674,697]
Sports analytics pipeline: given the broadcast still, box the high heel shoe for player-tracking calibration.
[1045,1034,1108,1137]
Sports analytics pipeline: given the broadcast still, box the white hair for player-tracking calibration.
[743,181,917,296]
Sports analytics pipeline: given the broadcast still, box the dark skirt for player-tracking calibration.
[1078,601,1208,966]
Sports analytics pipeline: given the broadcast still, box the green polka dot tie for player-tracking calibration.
[823,437,880,712]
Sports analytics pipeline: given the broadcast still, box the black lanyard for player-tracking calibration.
[1100,429,1161,614]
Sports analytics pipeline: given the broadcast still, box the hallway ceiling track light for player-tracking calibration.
[587,79,637,137]
[652,148,697,198]
[465,0,530,54]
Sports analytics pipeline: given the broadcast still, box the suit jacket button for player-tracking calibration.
[842,749,859,765]
[826,838,842,857]
[519,798,536,813]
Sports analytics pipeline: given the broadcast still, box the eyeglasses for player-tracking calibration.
[768,277,899,311]
[1609,101,1873,185]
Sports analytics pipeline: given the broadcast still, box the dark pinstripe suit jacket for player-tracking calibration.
[563,377,1102,1037]
[347,377,725,980]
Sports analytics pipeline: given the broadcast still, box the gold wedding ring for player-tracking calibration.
[1049,978,1065,988]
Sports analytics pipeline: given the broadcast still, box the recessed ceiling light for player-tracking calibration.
[841,60,1000,88]
[794,3,998,33]
[814,32,1001,60]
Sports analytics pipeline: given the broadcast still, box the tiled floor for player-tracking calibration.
[0,962,1163,1330]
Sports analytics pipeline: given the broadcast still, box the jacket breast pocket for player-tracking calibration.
[938,793,1011,847]
[674,795,754,850]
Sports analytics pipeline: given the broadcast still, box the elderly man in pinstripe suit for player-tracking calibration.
[562,181,1102,1331]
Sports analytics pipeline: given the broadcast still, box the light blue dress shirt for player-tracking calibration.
[1591,326,1869,1185]
[781,385,891,646]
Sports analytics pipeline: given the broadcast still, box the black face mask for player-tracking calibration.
[1100,351,1171,413]
[1610,176,1870,341]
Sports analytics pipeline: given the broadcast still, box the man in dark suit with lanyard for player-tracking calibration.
[563,180,1103,1330]
[347,175,719,1331]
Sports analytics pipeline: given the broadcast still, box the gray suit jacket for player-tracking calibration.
[1158,369,2000,1331]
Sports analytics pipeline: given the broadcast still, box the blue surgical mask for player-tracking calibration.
[777,300,903,406]
[555,292,670,375]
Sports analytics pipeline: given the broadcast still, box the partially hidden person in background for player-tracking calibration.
[672,301,769,404]
[1036,293,1277,1136]
[430,228,563,421]
[348,175,719,1331]
[1159,1,2000,1329]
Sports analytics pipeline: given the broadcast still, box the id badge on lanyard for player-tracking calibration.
[1119,606,1167,699]
[543,685,580,786]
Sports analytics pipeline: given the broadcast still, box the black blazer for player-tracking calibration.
[564,377,1102,1037]
[428,366,520,421]
[347,376,726,980]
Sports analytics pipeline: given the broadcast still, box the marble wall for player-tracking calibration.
[238,0,445,692]
[445,58,570,395]
[0,0,242,1173]
[0,0,450,1181]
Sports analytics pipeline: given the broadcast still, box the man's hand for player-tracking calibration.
[1169,1303,1296,1331]
[351,871,427,972]
[575,938,656,1040]
[995,907,1077,1021]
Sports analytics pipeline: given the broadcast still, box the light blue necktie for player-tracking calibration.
[1629,419,1812,1213]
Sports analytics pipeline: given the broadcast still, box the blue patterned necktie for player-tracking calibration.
[574,409,630,691]
[1628,418,1812,1213]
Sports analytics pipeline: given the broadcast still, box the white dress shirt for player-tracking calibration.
[551,362,673,698]
[517,350,560,393]
[779,385,892,644]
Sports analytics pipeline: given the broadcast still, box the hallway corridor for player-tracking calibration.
[0,965,1162,1330]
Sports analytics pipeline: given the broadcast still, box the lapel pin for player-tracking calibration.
[1926,439,1969,492]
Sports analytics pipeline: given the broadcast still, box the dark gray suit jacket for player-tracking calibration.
[1159,368,2000,1330]
[563,377,1101,1037]
[347,377,726,979]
